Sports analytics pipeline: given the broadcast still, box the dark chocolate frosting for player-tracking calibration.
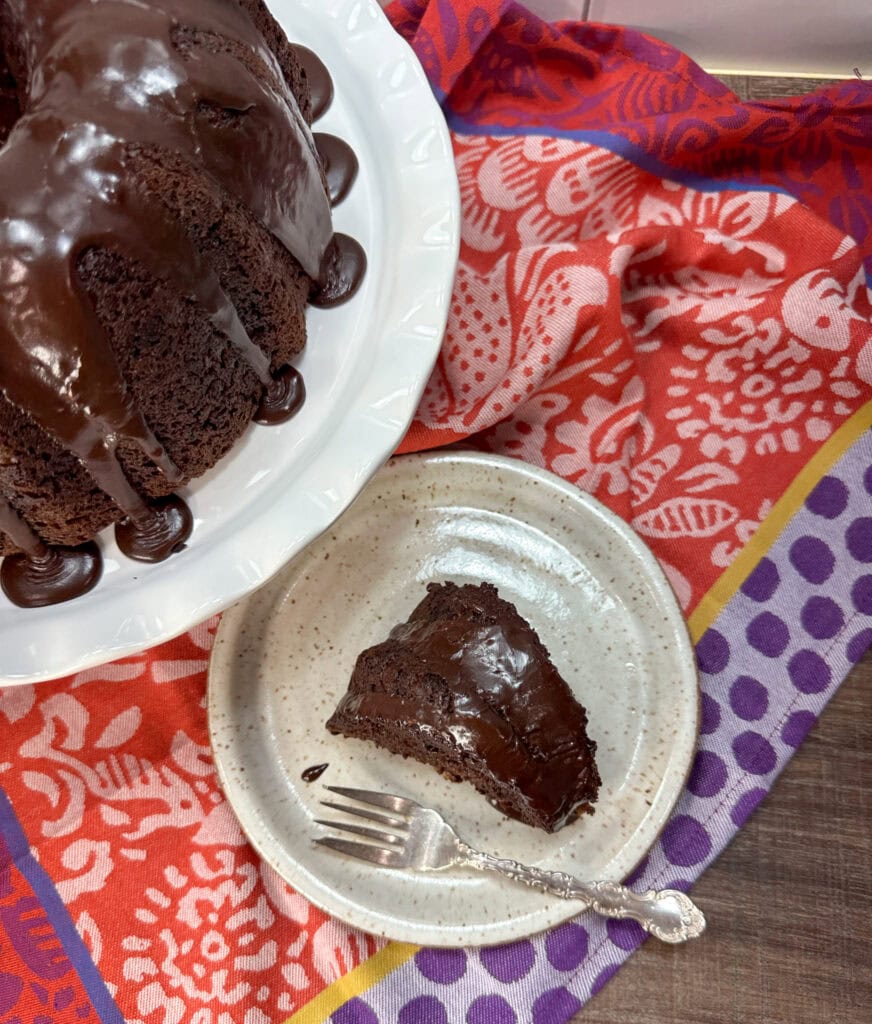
[315,133,359,206]
[0,1,366,605]
[1,542,102,608]
[291,45,333,120]
[311,234,367,309]
[115,494,193,563]
[254,365,306,425]
[0,0,334,522]
[0,499,106,610]
[333,583,600,832]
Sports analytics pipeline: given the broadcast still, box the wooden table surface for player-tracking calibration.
[573,647,872,1022]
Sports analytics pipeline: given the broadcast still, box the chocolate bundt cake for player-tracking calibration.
[0,0,364,607]
[327,582,601,833]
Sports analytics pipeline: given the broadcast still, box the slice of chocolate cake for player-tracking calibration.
[327,582,601,833]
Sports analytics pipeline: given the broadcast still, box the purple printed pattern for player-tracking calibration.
[0,786,124,1024]
[0,833,93,1023]
[332,438,872,1024]
[390,1,872,277]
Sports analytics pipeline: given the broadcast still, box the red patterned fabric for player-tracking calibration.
[1,4,871,1023]
[400,133,872,608]
[390,1,872,273]
[0,835,96,1022]
[0,628,381,1022]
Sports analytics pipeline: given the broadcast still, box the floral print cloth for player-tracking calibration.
[1,3,870,1023]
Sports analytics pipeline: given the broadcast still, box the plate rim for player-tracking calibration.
[0,0,460,685]
[208,449,701,947]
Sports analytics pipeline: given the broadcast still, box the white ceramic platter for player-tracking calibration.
[0,0,460,684]
[208,452,699,947]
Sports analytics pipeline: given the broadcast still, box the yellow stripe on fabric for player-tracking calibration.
[688,401,872,642]
[284,943,418,1024]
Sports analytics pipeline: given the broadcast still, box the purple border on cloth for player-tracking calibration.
[0,786,125,1024]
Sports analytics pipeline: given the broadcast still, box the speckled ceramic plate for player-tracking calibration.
[0,0,459,684]
[208,452,699,946]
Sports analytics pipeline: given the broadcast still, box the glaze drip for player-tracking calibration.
[315,133,359,206]
[115,494,194,563]
[255,366,306,425]
[1,542,103,608]
[311,234,367,309]
[301,763,329,782]
[291,45,333,120]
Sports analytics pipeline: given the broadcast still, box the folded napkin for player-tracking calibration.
[1,3,870,1023]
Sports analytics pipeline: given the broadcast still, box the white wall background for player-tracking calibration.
[380,0,872,77]
[586,0,870,76]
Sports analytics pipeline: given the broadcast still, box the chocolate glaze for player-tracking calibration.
[1,542,102,608]
[291,45,333,120]
[311,234,367,309]
[0,1,367,606]
[329,583,600,832]
[115,494,194,563]
[0,497,47,558]
[0,58,19,144]
[254,366,306,425]
[0,0,335,524]
[301,763,329,782]
[315,133,359,206]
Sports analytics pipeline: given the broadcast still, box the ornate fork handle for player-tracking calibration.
[457,845,706,944]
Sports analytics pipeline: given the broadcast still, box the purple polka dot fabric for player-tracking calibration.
[467,995,516,1024]
[544,924,588,971]
[333,999,380,1024]
[479,940,535,983]
[336,444,872,1024]
[414,949,467,984]
[729,675,768,721]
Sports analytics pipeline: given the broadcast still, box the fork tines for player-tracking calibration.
[319,799,409,830]
[315,786,417,868]
[324,786,418,814]
[313,818,404,845]
[314,835,405,866]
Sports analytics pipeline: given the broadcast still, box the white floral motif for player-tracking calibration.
[630,444,682,504]
[17,698,219,844]
[711,499,775,568]
[56,839,113,902]
[187,617,220,652]
[622,265,778,339]
[551,377,649,494]
[0,684,35,724]
[782,267,866,351]
[661,308,857,460]
[484,392,571,465]
[311,920,373,986]
[259,863,311,926]
[122,851,285,1022]
[634,497,739,540]
[0,616,381,1024]
[77,910,103,964]
[637,190,790,271]
[423,134,871,576]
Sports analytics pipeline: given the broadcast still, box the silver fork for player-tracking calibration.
[315,786,706,944]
